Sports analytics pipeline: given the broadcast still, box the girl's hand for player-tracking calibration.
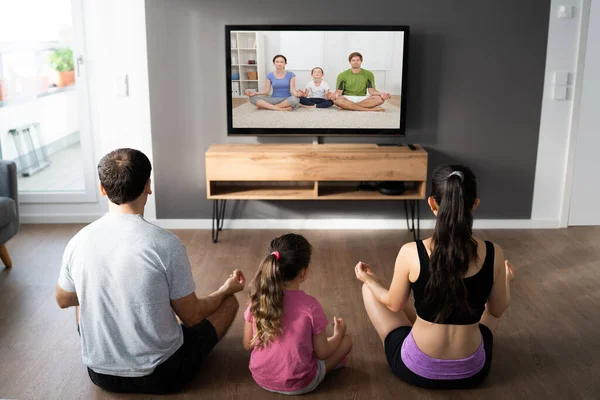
[333,316,347,337]
[505,261,515,282]
[355,261,376,283]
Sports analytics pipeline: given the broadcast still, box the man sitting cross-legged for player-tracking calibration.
[330,51,391,112]
[55,148,246,394]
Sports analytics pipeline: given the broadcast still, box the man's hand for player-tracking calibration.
[329,92,340,101]
[380,92,391,100]
[220,269,246,295]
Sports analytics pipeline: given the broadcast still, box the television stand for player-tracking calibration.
[206,144,428,242]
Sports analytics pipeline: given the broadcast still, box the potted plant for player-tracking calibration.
[49,47,75,87]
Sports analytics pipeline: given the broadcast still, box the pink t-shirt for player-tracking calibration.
[244,290,329,392]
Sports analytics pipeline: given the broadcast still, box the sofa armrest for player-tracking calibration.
[0,161,18,218]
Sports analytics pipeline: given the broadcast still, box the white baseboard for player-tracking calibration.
[153,218,562,230]
[20,215,561,229]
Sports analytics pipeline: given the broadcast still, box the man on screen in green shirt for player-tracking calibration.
[329,52,391,112]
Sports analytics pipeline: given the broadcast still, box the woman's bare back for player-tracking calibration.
[409,236,496,359]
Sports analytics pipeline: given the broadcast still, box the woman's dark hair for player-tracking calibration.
[97,148,152,205]
[426,165,478,323]
[248,233,312,347]
[311,67,324,75]
[272,54,287,63]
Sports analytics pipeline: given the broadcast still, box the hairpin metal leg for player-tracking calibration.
[212,200,227,243]
[404,200,421,242]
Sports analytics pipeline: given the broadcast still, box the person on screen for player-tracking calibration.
[329,52,391,112]
[245,54,300,111]
[297,67,334,109]
[356,165,515,389]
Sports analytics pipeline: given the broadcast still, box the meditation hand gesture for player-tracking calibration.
[245,90,256,97]
[296,89,305,97]
[354,261,376,283]
[333,316,347,337]
[505,261,515,282]
[221,269,246,295]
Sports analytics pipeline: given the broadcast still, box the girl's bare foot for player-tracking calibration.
[300,104,317,108]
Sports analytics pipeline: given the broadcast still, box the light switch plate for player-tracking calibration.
[116,75,129,97]
[558,5,573,19]
[553,71,569,85]
[553,85,568,100]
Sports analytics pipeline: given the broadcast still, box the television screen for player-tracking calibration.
[226,25,409,136]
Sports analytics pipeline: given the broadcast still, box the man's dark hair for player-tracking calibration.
[348,52,363,62]
[97,148,152,205]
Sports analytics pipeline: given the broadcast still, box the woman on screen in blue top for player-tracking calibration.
[245,54,300,111]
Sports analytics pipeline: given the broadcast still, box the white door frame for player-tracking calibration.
[559,0,592,227]
[18,0,97,204]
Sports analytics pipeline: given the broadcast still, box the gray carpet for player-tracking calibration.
[233,101,401,129]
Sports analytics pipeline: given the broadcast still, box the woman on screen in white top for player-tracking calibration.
[297,67,334,109]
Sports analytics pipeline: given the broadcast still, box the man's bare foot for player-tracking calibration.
[370,107,385,112]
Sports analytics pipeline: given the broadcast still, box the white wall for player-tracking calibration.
[259,31,404,94]
[568,1,599,226]
[531,0,588,227]
[19,0,156,222]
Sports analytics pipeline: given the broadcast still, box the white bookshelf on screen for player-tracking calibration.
[230,31,265,98]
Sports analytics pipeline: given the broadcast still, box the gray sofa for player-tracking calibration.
[0,160,19,267]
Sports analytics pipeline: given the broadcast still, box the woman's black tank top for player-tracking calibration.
[412,240,495,325]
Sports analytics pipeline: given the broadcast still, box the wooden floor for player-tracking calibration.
[1,225,599,399]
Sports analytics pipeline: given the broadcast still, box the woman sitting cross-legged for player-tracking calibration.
[356,165,515,390]
[245,54,300,111]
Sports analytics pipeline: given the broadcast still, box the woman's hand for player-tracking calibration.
[505,261,515,282]
[355,261,377,283]
[245,90,256,97]
[295,89,305,97]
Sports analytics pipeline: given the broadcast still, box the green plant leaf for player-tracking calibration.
[49,47,74,72]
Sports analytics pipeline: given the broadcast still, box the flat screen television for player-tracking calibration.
[226,25,409,136]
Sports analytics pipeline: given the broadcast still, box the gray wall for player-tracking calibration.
[145,0,550,219]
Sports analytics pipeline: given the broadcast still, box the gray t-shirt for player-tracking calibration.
[58,212,196,377]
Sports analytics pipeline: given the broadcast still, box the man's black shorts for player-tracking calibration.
[82,319,218,394]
